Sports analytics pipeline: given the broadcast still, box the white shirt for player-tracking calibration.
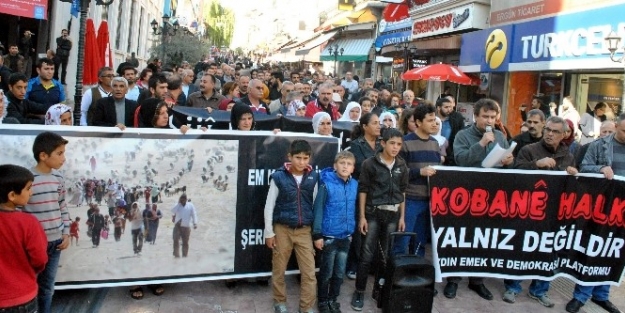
[182,84,190,98]
[171,202,198,227]
[341,79,359,94]
[80,86,110,125]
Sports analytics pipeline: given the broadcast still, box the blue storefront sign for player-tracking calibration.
[459,3,625,73]
[375,18,413,49]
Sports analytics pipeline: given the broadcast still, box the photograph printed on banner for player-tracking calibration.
[0,132,238,284]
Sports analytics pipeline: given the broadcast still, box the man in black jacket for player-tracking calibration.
[0,55,11,92]
[436,96,466,165]
[55,29,72,84]
[92,77,137,130]
[511,109,545,157]
[5,73,47,124]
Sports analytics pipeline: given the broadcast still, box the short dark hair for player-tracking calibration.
[271,71,284,82]
[413,103,436,123]
[473,98,500,116]
[435,97,452,108]
[36,58,55,69]
[32,132,69,162]
[358,97,371,106]
[121,66,137,75]
[289,139,312,156]
[0,165,34,203]
[9,73,28,86]
[139,68,153,80]
[148,73,168,90]
[381,127,403,142]
[527,109,545,121]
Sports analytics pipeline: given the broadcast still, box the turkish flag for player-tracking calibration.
[382,1,410,22]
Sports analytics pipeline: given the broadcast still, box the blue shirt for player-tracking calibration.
[25,77,66,110]
[441,119,452,141]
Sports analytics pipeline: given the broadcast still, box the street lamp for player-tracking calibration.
[394,42,417,92]
[151,15,180,65]
[328,44,344,77]
[605,30,625,114]
[72,0,115,125]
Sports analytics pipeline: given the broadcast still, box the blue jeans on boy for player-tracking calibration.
[392,199,429,256]
[572,284,610,303]
[318,237,351,304]
[504,279,550,297]
[38,238,62,313]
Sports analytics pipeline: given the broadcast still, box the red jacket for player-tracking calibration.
[0,211,48,308]
[304,99,340,120]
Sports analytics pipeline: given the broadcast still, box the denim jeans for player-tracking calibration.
[573,284,611,303]
[318,237,351,303]
[38,238,62,313]
[504,279,550,296]
[393,199,429,256]
[132,228,143,254]
[355,208,399,291]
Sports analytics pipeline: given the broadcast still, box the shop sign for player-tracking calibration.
[0,0,47,19]
[412,4,475,39]
[459,2,625,73]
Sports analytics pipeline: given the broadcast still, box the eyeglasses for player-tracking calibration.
[544,127,563,135]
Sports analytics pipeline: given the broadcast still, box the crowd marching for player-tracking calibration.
[0,53,624,313]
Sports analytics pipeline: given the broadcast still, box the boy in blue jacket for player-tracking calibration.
[264,140,319,313]
[313,151,358,313]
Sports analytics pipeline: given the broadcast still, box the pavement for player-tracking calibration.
[51,273,625,313]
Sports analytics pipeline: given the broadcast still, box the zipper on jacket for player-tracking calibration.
[289,172,303,227]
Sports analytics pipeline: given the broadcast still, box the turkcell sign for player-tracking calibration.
[375,18,413,49]
[459,3,625,73]
[510,3,625,71]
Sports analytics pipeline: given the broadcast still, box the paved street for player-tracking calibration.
[52,274,625,313]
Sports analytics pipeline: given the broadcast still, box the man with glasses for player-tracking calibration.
[81,67,114,125]
[507,116,577,308]
[269,81,294,114]
[512,109,545,157]
[240,79,271,115]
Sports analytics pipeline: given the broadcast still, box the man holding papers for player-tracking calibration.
[444,98,514,300]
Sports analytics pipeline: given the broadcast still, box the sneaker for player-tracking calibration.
[274,303,288,313]
[502,290,516,303]
[346,271,356,280]
[529,293,555,308]
[328,301,341,313]
[351,290,364,311]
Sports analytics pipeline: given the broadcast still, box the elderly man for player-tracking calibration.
[186,73,225,113]
[512,109,545,157]
[305,83,339,120]
[294,82,304,94]
[402,90,416,107]
[567,114,625,313]
[81,67,114,125]
[506,116,578,308]
[448,98,514,301]
[575,121,616,168]
[239,79,270,114]
[91,77,137,130]
[269,81,294,114]
[181,69,199,99]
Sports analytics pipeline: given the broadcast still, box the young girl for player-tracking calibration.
[70,217,80,246]
[379,111,397,129]
[350,128,409,310]
[359,97,373,115]
[338,102,361,123]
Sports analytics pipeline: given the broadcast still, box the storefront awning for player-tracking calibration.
[295,30,339,56]
[320,38,374,62]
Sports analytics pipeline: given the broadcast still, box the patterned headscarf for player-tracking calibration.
[45,104,72,125]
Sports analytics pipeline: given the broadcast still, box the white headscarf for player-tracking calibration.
[45,104,72,125]
[338,101,361,122]
[433,116,447,147]
[312,112,332,135]
[379,111,397,129]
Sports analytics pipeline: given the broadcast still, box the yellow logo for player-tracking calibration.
[485,29,507,69]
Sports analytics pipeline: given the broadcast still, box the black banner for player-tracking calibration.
[0,125,338,288]
[430,167,625,286]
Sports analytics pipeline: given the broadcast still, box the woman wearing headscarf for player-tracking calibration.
[338,101,361,123]
[563,119,580,156]
[45,104,73,125]
[312,112,333,136]
[379,111,397,129]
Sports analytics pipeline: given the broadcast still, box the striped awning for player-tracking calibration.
[320,37,374,62]
[295,30,339,56]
